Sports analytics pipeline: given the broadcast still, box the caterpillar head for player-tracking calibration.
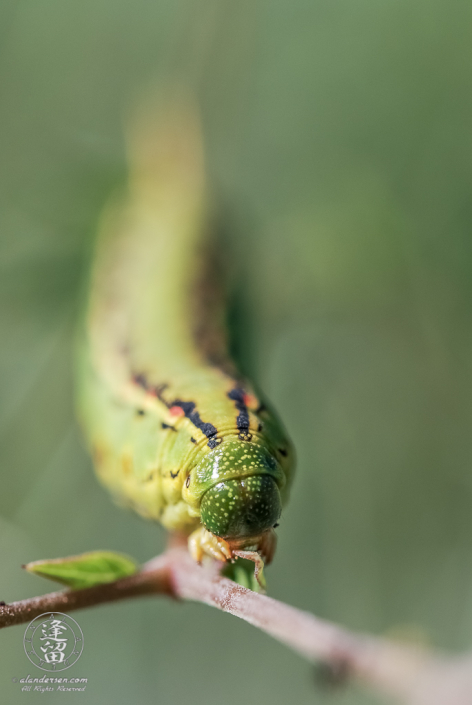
[184,441,284,540]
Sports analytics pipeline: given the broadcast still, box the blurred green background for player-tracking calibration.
[2,1,472,703]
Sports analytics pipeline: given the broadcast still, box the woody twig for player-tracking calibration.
[1,547,472,705]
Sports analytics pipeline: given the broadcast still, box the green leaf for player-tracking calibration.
[24,550,139,589]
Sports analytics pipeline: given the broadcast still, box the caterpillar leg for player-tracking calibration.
[188,526,232,563]
[257,528,277,565]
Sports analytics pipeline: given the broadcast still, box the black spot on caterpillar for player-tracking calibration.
[170,470,179,479]
[227,387,252,441]
[133,374,168,400]
[168,399,218,445]
[136,409,146,416]
[133,373,149,390]
[278,448,288,457]
[161,422,176,431]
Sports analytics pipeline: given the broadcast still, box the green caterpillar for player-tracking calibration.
[76,94,295,564]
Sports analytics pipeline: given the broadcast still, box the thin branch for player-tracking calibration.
[0,552,174,628]
[1,547,472,705]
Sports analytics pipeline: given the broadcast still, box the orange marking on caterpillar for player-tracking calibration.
[169,405,185,417]
[243,393,259,409]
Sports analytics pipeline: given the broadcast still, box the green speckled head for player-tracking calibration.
[183,440,285,539]
[200,475,281,538]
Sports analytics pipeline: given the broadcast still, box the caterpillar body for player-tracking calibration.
[76,96,295,564]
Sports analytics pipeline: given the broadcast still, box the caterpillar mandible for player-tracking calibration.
[76,92,295,565]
